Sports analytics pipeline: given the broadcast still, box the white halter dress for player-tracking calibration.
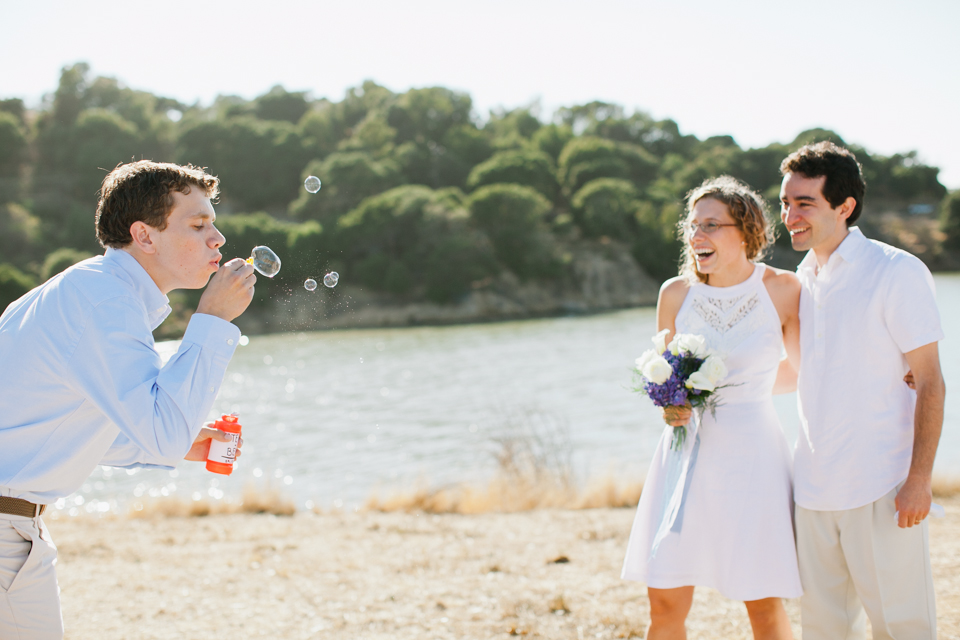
[622,264,802,600]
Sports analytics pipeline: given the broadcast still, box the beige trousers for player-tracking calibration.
[0,514,63,639]
[796,485,936,640]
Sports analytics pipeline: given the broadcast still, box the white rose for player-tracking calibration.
[699,354,728,384]
[667,335,680,356]
[652,329,671,354]
[642,356,673,384]
[677,333,708,358]
[685,371,716,391]
[635,349,658,372]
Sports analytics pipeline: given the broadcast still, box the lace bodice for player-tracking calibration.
[676,264,783,403]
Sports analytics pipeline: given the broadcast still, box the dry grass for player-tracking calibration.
[364,473,643,514]
[366,408,643,513]
[934,475,960,498]
[127,481,296,518]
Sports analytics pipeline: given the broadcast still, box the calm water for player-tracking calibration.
[62,275,960,515]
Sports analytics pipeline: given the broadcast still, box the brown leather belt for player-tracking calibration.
[0,496,46,517]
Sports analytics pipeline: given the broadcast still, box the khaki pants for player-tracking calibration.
[0,514,63,639]
[796,485,936,640]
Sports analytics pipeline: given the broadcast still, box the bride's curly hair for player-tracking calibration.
[679,176,775,284]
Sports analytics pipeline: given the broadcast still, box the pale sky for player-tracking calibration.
[3,0,959,187]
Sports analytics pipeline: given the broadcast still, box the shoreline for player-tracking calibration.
[51,496,960,639]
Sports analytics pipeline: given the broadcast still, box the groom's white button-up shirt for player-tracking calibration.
[0,248,240,505]
[794,227,944,511]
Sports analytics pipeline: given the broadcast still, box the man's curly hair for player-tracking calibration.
[95,161,219,249]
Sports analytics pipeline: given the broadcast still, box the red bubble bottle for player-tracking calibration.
[206,414,242,475]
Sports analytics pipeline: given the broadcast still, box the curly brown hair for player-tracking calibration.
[679,176,774,283]
[95,161,219,249]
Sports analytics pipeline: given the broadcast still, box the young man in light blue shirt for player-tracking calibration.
[0,160,257,638]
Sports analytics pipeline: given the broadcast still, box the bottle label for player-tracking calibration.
[208,432,239,465]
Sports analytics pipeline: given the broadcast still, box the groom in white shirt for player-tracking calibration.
[0,161,256,638]
[780,142,946,639]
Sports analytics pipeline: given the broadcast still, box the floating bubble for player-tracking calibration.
[304,176,322,193]
[323,271,339,288]
[304,278,318,291]
[246,246,281,278]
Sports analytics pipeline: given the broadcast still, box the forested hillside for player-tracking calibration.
[1,63,955,330]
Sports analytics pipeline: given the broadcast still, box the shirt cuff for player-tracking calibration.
[898,330,945,355]
[181,313,242,361]
[103,463,175,471]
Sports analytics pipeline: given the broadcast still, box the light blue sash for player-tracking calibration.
[650,416,701,559]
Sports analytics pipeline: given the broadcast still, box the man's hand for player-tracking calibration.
[196,258,256,322]
[895,474,932,528]
[185,423,244,462]
[898,342,946,528]
[662,403,692,427]
[904,370,916,389]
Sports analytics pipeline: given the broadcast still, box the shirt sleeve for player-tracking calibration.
[67,299,240,468]
[883,255,944,354]
[99,432,175,470]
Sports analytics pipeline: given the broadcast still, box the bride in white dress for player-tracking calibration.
[621,176,802,639]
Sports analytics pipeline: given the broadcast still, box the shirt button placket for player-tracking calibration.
[814,282,826,360]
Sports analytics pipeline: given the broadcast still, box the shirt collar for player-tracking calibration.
[103,248,172,331]
[796,226,867,277]
[834,226,867,264]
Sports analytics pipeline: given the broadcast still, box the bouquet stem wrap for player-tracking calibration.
[650,411,702,559]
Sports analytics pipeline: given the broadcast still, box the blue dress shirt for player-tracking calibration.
[0,248,240,504]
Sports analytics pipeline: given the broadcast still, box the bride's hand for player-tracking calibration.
[662,403,692,427]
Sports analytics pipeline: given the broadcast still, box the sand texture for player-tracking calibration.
[48,496,960,639]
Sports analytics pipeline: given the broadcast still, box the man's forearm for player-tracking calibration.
[908,378,946,479]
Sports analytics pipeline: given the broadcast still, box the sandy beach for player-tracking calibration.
[45,495,960,639]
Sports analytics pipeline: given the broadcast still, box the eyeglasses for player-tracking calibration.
[685,221,738,235]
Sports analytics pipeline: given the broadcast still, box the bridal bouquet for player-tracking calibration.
[634,329,728,450]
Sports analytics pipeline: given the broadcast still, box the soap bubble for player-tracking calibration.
[304,278,318,291]
[304,176,322,193]
[247,246,281,278]
[323,272,339,288]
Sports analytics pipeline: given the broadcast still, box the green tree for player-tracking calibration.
[466,149,558,201]
[177,117,309,212]
[558,136,658,197]
[667,142,741,196]
[466,184,558,278]
[336,185,497,299]
[941,190,960,252]
[631,200,684,282]
[571,178,640,238]
[485,107,541,150]
[0,263,35,314]
[254,86,310,124]
[298,103,344,160]
[556,101,624,134]
[532,124,574,163]
[0,203,41,267]
[71,109,142,188]
[289,152,404,223]
[0,112,27,202]
[40,248,94,282]
[386,87,476,188]
[388,87,472,144]
[336,111,397,157]
[0,98,26,125]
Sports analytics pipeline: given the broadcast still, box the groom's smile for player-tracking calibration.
[780,172,853,259]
